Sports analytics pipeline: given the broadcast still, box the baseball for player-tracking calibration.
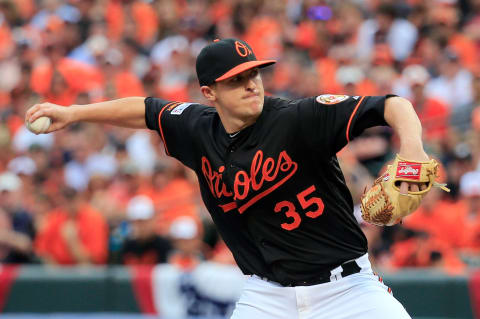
[26,116,51,134]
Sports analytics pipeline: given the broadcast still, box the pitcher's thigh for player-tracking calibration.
[351,287,411,319]
[308,275,411,319]
[230,279,297,319]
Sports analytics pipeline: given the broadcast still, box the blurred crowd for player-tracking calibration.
[0,0,480,274]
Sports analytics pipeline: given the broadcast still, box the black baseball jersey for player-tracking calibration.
[145,94,389,286]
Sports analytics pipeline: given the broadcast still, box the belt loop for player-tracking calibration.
[330,265,343,282]
[355,253,371,273]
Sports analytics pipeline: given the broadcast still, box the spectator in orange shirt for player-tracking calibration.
[35,187,108,265]
[43,69,78,106]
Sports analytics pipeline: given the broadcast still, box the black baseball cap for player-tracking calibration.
[196,38,276,86]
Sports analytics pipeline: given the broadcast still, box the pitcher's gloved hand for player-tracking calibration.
[360,154,450,226]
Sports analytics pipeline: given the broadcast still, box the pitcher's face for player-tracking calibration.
[211,68,265,120]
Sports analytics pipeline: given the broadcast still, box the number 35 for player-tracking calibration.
[274,185,324,231]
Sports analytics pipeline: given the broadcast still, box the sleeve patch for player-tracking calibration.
[316,94,349,105]
[171,103,193,115]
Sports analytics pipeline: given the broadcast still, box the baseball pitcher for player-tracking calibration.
[26,38,447,319]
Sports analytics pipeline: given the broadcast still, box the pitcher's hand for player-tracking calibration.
[25,102,73,133]
[398,148,429,194]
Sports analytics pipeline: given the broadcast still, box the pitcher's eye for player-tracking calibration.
[229,76,241,83]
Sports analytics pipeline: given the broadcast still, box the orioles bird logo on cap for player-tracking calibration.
[235,41,252,57]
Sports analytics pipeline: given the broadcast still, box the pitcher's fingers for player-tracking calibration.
[400,182,409,195]
[25,104,40,121]
[30,108,48,122]
[420,183,427,191]
[410,184,420,192]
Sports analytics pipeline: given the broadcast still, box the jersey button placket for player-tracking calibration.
[223,147,237,188]
[226,145,236,168]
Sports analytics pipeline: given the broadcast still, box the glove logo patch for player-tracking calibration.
[396,162,421,180]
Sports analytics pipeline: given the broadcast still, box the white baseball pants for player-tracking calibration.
[230,254,411,319]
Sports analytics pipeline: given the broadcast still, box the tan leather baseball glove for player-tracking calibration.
[360,154,450,226]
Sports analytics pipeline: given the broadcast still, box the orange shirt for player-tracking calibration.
[7,114,23,137]
[35,205,108,265]
[449,33,478,71]
[105,0,124,41]
[153,178,198,234]
[473,107,480,131]
[404,200,464,247]
[244,16,282,61]
[389,236,465,274]
[0,22,13,60]
[208,0,231,23]
[453,199,480,251]
[114,71,146,98]
[315,58,342,94]
[132,1,158,46]
[30,58,103,104]
[413,97,450,141]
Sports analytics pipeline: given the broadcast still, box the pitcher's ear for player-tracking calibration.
[200,85,216,102]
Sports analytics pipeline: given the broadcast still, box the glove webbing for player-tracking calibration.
[361,183,394,226]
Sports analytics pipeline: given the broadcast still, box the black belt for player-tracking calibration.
[259,259,362,287]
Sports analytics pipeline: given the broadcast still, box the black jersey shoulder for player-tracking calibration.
[144,97,217,169]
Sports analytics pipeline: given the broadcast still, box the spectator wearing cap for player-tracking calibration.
[34,187,108,265]
[12,122,55,153]
[395,64,450,142]
[456,171,480,253]
[7,155,36,195]
[425,49,473,109]
[443,143,475,200]
[336,65,367,96]
[0,172,35,263]
[119,195,172,265]
[168,216,204,271]
[7,153,36,180]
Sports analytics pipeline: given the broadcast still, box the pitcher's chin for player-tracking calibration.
[245,98,263,114]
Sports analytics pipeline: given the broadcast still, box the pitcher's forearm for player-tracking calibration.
[384,96,428,161]
[71,97,147,128]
